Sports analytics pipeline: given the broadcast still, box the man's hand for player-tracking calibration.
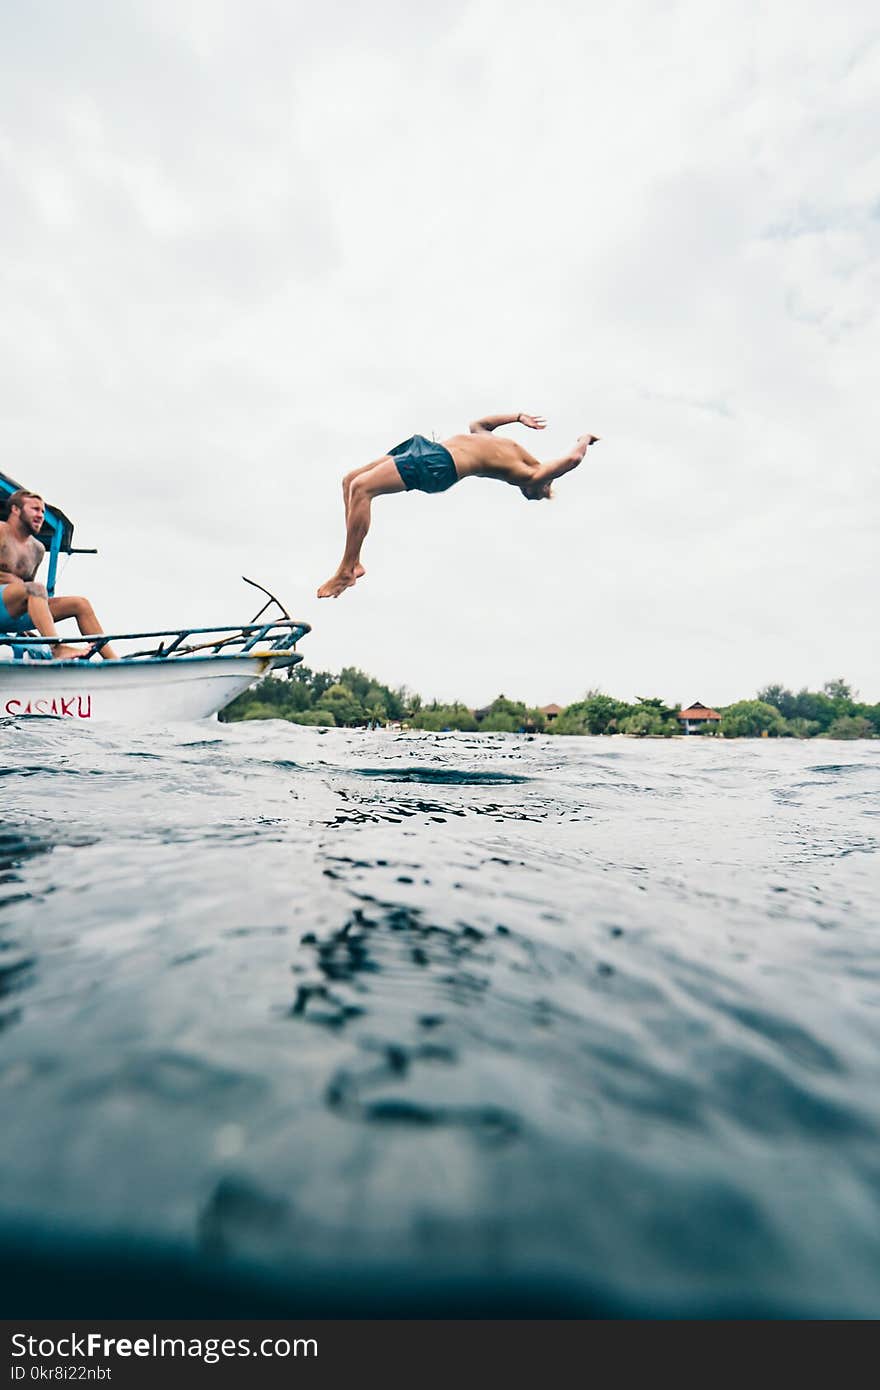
[517,413,547,430]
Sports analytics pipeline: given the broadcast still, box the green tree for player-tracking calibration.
[856,703,880,735]
[411,702,478,732]
[634,695,678,718]
[480,711,521,732]
[825,715,875,740]
[785,717,821,739]
[384,686,406,720]
[551,691,629,735]
[485,694,528,720]
[288,665,335,702]
[363,684,388,712]
[320,683,364,726]
[619,706,674,736]
[220,679,286,722]
[288,708,337,726]
[823,678,854,703]
[757,684,798,720]
[476,694,528,732]
[629,696,679,734]
[720,700,787,738]
[280,679,312,712]
[239,701,281,721]
[337,666,370,701]
[337,667,404,720]
[790,689,837,731]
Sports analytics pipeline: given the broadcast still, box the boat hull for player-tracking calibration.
[0,653,275,723]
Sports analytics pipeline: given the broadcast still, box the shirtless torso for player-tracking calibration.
[441,432,536,482]
[0,520,44,587]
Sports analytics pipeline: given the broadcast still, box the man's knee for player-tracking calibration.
[2,580,28,615]
[51,595,91,618]
[25,581,48,601]
[349,476,371,503]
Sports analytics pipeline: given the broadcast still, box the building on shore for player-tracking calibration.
[678,701,721,734]
[539,703,563,724]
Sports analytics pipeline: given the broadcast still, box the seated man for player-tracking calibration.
[0,489,117,660]
[317,411,599,598]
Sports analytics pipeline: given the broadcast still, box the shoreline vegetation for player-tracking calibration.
[220,671,879,740]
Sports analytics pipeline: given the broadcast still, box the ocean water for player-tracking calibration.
[1,720,879,1317]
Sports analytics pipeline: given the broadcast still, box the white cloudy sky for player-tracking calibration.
[2,0,877,707]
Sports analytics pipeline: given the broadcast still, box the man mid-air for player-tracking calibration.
[317,412,599,599]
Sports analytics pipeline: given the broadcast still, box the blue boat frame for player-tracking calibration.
[0,468,75,597]
[2,621,310,666]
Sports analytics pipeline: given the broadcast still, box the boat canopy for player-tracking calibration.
[0,468,78,596]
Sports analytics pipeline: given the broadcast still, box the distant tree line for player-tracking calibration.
[220,672,879,739]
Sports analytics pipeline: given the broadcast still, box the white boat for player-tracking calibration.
[1,471,310,724]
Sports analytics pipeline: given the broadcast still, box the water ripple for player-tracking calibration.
[0,723,878,1315]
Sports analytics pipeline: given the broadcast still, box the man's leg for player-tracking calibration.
[318,458,406,598]
[48,596,118,659]
[343,457,393,521]
[338,457,396,583]
[1,581,81,659]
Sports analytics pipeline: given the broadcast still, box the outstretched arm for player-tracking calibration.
[468,411,547,434]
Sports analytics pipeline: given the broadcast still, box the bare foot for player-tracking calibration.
[353,563,366,580]
[52,644,85,660]
[317,570,358,599]
[577,433,600,449]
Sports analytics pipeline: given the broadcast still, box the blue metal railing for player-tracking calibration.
[0,619,310,665]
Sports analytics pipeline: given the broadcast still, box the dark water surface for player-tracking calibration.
[1,721,879,1316]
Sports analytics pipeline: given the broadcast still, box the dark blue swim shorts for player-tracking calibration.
[388,435,458,494]
[0,584,53,658]
[0,583,35,634]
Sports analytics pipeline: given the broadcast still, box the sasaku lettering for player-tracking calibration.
[4,695,92,718]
